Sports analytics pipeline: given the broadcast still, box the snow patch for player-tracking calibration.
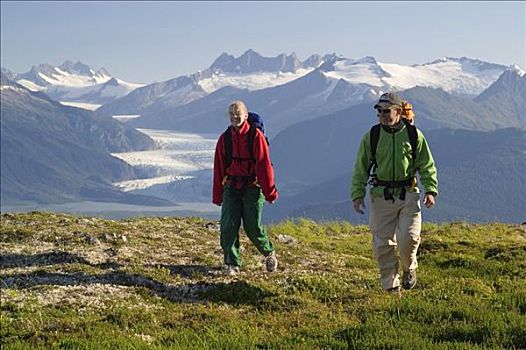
[60,101,101,110]
[510,65,526,77]
[198,68,314,93]
[100,79,145,98]
[114,175,195,192]
[112,115,142,122]
[15,79,46,91]
[323,57,506,95]
[111,129,217,202]
[325,60,385,86]
[0,85,27,93]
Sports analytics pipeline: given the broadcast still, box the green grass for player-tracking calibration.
[1,212,525,349]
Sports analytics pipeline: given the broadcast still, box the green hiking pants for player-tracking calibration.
[220,185,274,267]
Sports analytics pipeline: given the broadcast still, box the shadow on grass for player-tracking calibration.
[1,270,274,306]
[156,264,220,279]
[0,252,120,270]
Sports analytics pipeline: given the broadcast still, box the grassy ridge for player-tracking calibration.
[1,212,525,349]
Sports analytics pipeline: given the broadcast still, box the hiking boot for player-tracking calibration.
[387,286,401,295]
[222,265,240,276]
[402,269,417,290]
[265,251,278,272]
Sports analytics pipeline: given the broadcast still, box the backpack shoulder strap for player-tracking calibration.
[223,126,233,169]
[247,123,257,161]
[368,124,381,176]
[402,119,418,161]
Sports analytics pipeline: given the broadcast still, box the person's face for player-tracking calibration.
[229,109,248,129]
[377,104,401,126]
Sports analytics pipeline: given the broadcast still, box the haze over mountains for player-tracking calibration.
[3,61,144,109]
[0,73,169,207]
[94,50,521,136]
[1,50,525,222]
[267,113,526,223]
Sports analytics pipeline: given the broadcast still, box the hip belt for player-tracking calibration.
[368,177,416,202]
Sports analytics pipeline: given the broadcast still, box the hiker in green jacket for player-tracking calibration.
[351,92,438,293]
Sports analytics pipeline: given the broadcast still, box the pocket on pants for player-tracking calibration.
[409,191,421,213]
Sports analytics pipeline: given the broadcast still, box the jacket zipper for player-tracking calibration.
[392,132,395,183]
[235,130,247,173]
[236,131,240,161]
[392,132,396,197]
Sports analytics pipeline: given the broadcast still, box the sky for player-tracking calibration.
[1,1,525,83]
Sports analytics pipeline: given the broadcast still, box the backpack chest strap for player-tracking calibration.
[223,125,258,169]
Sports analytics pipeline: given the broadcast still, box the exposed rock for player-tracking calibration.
[205,222,220,231]
[85,236,100,245]
[277,234,297,245]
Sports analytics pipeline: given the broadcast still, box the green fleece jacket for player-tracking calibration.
[351,123,438,201]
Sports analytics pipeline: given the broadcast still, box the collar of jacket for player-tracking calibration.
[381,120,404,134]
[232,120,250,135]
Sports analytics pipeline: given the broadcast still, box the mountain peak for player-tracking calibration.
[354,56,378,65]
[1,71,15,86]
[489,68,526,87]
[210,52,236,70]
[302,54,323,69]
[240,49,261,58]
[209,50,303,74]
[238,49,264,65]
[318,53,346,72]
[58,60,93,76]
[1,67,17,81]
[422,56,508,72]
[29,63,56,76]
[97,67,111,77]
[104,77,120,86]
[508,65,526,77]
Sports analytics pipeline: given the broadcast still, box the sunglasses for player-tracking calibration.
[376,108,394,114]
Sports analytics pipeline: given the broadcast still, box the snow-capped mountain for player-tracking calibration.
[196,49,327,92]
[97,50,324,117]
[9,60,144,108]
[320,56,509,96]
[98,51,517,133]
[127,66,381,135]
[209,49,304,74]
[54,77,145,108]
[96,75,208,117]
[0,73,171,206]
[199,49,327,88]
[122,53,521,136]
[17,60,111,88]
[1,67,17,81]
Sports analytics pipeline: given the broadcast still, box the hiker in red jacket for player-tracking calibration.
[213,100,278,275]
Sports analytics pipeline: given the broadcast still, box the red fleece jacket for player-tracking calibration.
[213,121,278,205]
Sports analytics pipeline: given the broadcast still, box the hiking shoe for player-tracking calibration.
[265,251,278,272]
[222,265,240,276]
[387,286,401,294]
[402,269,417,290]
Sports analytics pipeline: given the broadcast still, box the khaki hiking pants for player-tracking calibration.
[369,191,421,290]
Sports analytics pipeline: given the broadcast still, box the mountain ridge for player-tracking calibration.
[97,51,519,136]
[1,75,170,206]
[6,60,144,106]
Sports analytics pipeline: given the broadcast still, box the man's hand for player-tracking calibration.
[423,193,435,208]
[214,203,222,207]
[353,198,365,214]
[267,200,275,204]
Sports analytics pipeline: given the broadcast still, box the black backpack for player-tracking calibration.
[223,112,269,169]
[367,118,418,201]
